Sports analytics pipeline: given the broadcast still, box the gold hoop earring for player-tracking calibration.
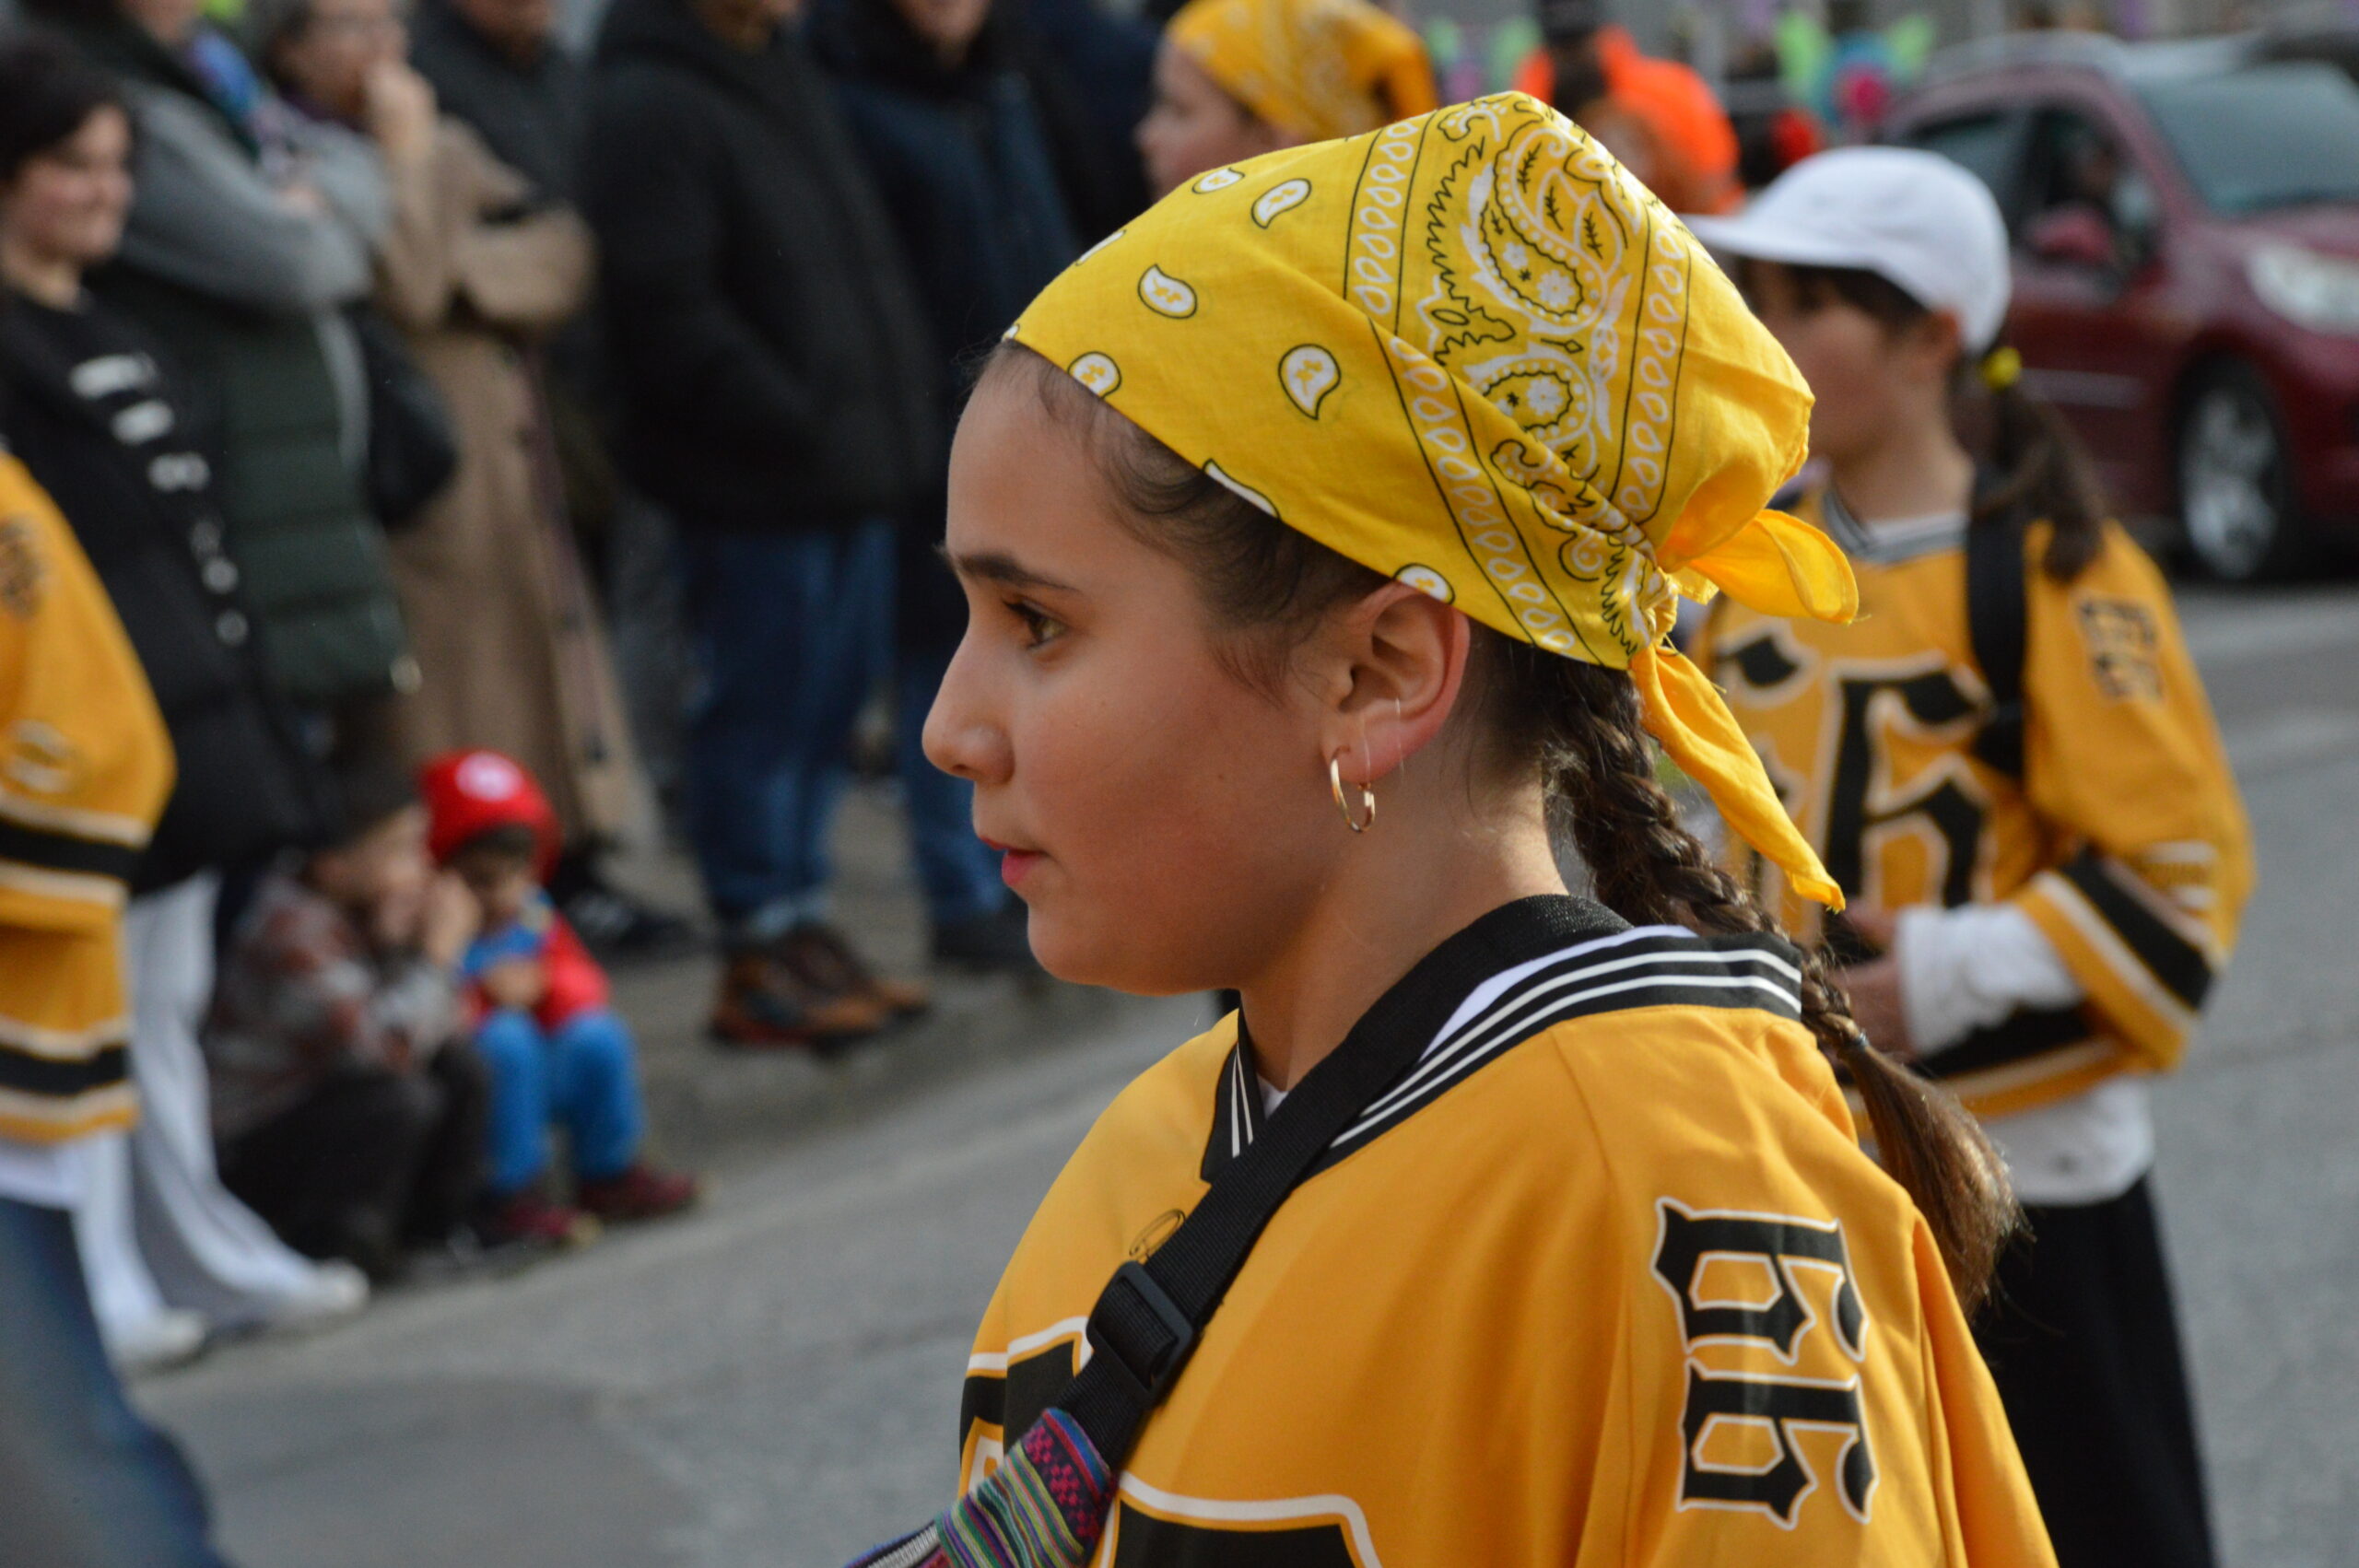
[1329,755,1376,834]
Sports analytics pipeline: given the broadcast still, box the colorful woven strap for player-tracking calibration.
[844,1410,1112,1568]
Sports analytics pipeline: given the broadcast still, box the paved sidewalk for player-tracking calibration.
[604,782,1136,1169]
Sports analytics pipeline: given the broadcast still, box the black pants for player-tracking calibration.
[1976,1177,2214,1568]
[220,1046,487,1278]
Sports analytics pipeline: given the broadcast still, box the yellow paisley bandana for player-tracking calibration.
[1166,0,1439,145]
[1008,94,1856,907]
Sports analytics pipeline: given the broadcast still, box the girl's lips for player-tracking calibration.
[980,838,1043,890]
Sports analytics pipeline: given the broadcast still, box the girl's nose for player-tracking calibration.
[921,638,1011,786]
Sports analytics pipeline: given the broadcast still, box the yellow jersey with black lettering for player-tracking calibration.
[0,452,172,1142]
[1697,490,2251,1119]
[957,902,2054,1566]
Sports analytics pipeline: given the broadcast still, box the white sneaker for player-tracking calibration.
[109,1307,208,1375]
[252,1258,370,1335]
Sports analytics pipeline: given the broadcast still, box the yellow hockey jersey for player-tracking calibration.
[957,900,2054,1565]
[1698,490,2251,1119]
[0,452,172,1142]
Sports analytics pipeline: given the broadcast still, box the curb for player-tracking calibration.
[616,960,1154,1167]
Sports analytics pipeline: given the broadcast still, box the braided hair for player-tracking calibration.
[997,341,2017,1310]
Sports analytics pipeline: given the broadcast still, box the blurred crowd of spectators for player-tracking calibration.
[0,0,1794,1554]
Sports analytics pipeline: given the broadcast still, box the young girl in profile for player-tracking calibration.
[1693,146,2249,1568]
[853,96,2059,1568]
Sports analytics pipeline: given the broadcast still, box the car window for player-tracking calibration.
[2023,109,2161,252]
[2136,62,2359,214]
[1899,111,2027,223]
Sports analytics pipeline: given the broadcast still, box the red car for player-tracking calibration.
[1884,31,2359,579]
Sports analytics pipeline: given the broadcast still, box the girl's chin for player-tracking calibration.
[1026,919,1226,1000]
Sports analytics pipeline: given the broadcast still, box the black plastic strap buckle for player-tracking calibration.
[1086,1262,1198,1407]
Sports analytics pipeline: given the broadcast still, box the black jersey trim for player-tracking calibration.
[1203,924,1807,1182]
[959,1338,1077,1456]
[2057,852,2213,1010]
[1917,1004,2094,1082]
[0,819,142,886]
[0,1041,127,1099]
[1200,1039,1269,1181]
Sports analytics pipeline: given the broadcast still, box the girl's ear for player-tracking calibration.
[1907,307,1967,387]
[1315,582,1473,786]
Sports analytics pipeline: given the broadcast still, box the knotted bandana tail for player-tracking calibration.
[1630,643,1843,911]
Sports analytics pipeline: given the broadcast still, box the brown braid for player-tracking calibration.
[996,340,2020,1310]
[1479,638,2018,1312]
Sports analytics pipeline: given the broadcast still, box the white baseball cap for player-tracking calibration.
[1685,146,2013,351]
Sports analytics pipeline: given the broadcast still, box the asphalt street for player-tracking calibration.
[140,579,2359,1568]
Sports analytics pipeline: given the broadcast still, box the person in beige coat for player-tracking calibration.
[260,0,679,954]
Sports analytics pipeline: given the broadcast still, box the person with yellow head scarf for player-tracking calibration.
[1135,0,1437,197]
[846,95,2055,1568]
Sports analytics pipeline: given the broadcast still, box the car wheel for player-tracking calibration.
[2177,361,2307,582]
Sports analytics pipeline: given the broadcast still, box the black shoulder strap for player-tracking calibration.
[1049,896,1628,1471]
[1966,490,2031,781]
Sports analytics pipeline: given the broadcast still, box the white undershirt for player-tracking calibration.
[1895,903,2154,1206]
[0,1136,92,1211]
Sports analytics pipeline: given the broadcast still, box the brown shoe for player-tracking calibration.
[477,1191,601,1250]
[710,951,886,1049]
[575,1163,701,1223]
[778,922,930,1019]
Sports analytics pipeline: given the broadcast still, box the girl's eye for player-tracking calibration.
[1007,599,1066,650]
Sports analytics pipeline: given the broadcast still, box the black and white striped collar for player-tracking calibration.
[1202,901,1806,1182]
[1820,486,1970,568]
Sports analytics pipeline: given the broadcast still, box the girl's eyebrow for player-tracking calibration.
[944,546,1082,595]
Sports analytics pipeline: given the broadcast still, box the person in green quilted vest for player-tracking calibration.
[30,0,416,718]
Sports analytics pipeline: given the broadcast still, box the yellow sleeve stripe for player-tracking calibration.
[0,861,128,920]
[1942,1038,2132,1123]
[0,786,154,848]
[0,1082,137,1143]
[2016,858,2203,1071]
[0,1011,133,1061]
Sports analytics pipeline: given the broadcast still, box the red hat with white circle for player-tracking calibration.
[417,749,560,874]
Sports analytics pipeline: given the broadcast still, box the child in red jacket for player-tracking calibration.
[421,751,698,1245]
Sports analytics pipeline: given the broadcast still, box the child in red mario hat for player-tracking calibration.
[418,751,698,1244]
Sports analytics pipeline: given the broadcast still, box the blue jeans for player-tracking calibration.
[680,526,1005,937]
[0,1195,231,1568]
[475,1010,644,1196]
[681,526,894,940]
[896,645,1007,930]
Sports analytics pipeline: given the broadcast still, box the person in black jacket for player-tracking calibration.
[811,0,1075,971]
[997,0,1154,240]
[583,0,942,1047]
[406,0,582,201]
[0,35,371,1365]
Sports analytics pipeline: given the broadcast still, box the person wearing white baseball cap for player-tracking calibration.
[1687,145,2013,352]
[1692,146,2254,1568]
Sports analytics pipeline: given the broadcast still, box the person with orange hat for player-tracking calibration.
[419,749,698,1247]
[1512,0,1739,215]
